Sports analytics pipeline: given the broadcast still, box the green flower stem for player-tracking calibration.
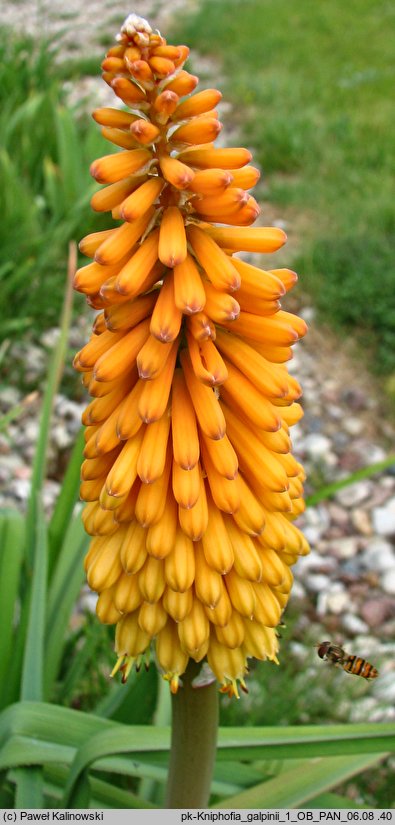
[165,660,219,808]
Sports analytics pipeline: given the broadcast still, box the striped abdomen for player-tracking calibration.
[343,655,379,680]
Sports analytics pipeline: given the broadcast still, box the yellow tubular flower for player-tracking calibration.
[76,13,309,697]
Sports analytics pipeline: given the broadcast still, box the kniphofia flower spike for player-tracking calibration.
[75,13,309,698]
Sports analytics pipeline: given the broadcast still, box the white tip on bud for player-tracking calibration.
[118,13,152,38]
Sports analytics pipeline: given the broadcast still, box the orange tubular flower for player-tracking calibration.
[75,13,309,699]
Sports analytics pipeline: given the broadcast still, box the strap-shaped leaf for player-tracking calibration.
[304,791,365,808]
[42,765,157,808]
[44,515,88,698]
[212,752,388,808]
[62,726,171,807]
[0,701,118,749]
[0,510,25,708]
[47,427,85,578]
[307,454,395,505]
[25,250,74,572]
[0,734,73,770]
[216,722,395,759]
[20,496,47,703]
[14,767,45,810]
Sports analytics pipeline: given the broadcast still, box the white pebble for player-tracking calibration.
[335,479,372,508]
[341,613,369,635]
[372,500,395,536]
[381,568,395,595]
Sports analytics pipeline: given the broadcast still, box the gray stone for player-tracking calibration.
[360,598,395,628]
[52,424,74,450]
[289,641,307,659]
[300,505,331,544]
[325,590,352,614]
[302,433,332,460]
[54,396,85,421]
[327,502,350,527]
[372,498,395,536]
[368,485,395,509]
[326,404,344,421]
[370,707,395,722]
[20,419,40,444]
[289,581,306,600]
[341,613,369,635]
[79,591,98,614]
[332,431,350,451]
[340,557,365,577]
[381,569,395,596]
[316,584,349,616]
[374,673,395,704]
[300,306,316,324]
[305,574,331,594]
[40,327,61,348]
[351,508,372,536]
[359,444,387,464]
[293,549,325,573]
[0,454,25,483]
[349,698,377,722]
[363,538,395,572]
[343,418,365,437]
[0,387,21,409]
[332,536,360,559]
[8,478,31,502]
[334,479,373,508]
[341,388,368,411]
[382,476,395,489]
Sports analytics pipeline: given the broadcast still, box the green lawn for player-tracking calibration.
[173,0,395,374]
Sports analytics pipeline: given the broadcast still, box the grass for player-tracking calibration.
[172,0,395,375]
[0,30,107,340]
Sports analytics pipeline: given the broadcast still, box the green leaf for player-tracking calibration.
[67,769,91,809]
[303,791,365,808]
[1,733,169,787]
[0,734,73,770]
[307,454,395,506]
[4,93,46,143]
[213,753,386,808]
[213,759,272,789]
[20,496,47,703]
[89,775,157,809]
[43,765,157,808]
[14,767,45,809]
[48,427,85,577]
[43,157,62,220]
[0,510,25,708]
[215,722,395,759]
[0,392,38,433]
[93,680,137,720]
[54,107,84,206]
[109,665,159,724]
[25,246,75,570]
[3,704,394,810]
[62,726,171,807]
[0,702,117,750]
[44,514,88,698]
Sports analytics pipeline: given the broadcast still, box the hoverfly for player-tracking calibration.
[316,641,379,680]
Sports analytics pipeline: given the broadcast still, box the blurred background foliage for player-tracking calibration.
[173,0,395,378]
[0,31,107,339]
